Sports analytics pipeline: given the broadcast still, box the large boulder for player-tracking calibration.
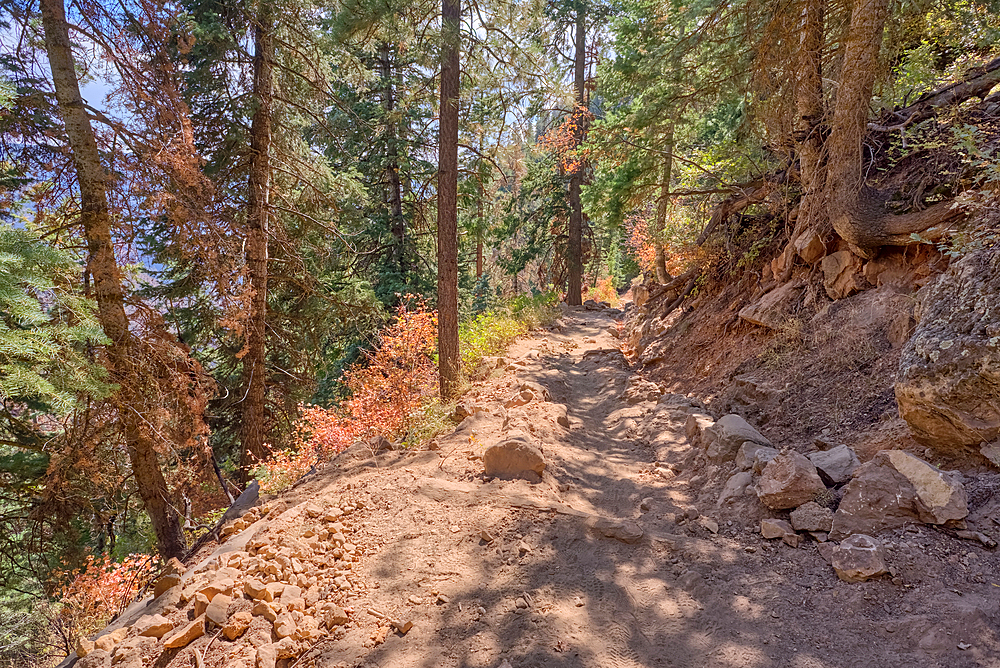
[483,437,545,480]
[702,414,772,463]
[830,450,967,540]
[757,450,826,509]
[896,249,1000,452]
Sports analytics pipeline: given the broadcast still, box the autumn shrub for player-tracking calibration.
[255,299,437,493]
[585,276,621,307]
[52,553,154,647]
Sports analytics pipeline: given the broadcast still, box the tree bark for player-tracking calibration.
[437,0,461,399]
[792,0,826,239]
[240,3,274,480]
[566,6,587,306]
[40,0,185,559]
[381,43,407,276]
[652,124,675,283]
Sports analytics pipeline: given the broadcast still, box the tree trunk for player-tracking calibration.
[381,43,407,276]
[823,0,890,251]
[792,0,826,239]
[652,124,675,283]
[566,6,587,306]
[40,0,185,559]
[240,3,274,480]
[437,0,461,399]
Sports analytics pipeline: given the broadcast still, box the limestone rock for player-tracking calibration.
[135,614,173,639]
[324,604,350,628]
[794,227,826,264]
[223,611,252,640]
[703,415,772,464]
[75,636,95,658]
[484,438,545,480]
[257,643,278,668]
[738,281,805,330]
[193,592,210,617]
[808,444,860,485]
[153,573,181,599]
[684,413,715,447]
[93,628,126,653]
[757,451,826,509]
[206,593,232,626]
[790,501,834,533]
[821,250,863,300]
[77,649,111,668]
[273,612,296,639]
[244,578,267,600]
[163,557,185,577]
[760,518,799,547]
[830,534,888,582]
[162,615,205,649]
[830,450,967,540]
[736,442,779,471]
[896,249,1000,452]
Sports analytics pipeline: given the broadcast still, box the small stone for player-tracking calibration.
[517,540,531,555]
[162,615,206,649]
[256,643,278,668]
[135,614,173,639]
[153,573,181,599]
[574,596,585,607]
[760,518,799,547]
[831,534,888,583]
[436,593,450,604]
[244,578,268,600]
[223,610,252,640]
[640,497,654,511]
[958,642,972,651]
[480,530,495,543]
[193,591,211,617]
[790,501,834,533]
[391,619,414,634]
[206,593,232,626]
[75,636,95,658]
[324,605,350,628]
[273,612,296,639]
[698,517,720,534]
[515,597,528,609]
[408,595,423,605]
[253,601,279,622]
[590,517,643,544]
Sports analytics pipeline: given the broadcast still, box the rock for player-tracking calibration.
[717,471,753,506]
[554,404,571,428]
[808,444,860,485]
[738,281,805,330]
[621,377,662,404]
[193,591,210,617]
[223,610,253,640]
[790,501,834,533]
[244,578,268,600]
[736,442,779,471]
[163,557,185,577]
[760,519,799,547]
[273,612,296,639]
[698,517,720,533]
[703,415,772,463]
[684,413,715,447]
[794,227,826,264]
[505,381,551,408]
[757,451,827,509]
[324,605,350,628]
[830,534,888,582]
[206,593,232,626]
[253,601,279,622]
[896,249,1000,452]
[75,636,95,658]
[153,573,181,598]
[257,643,278,668]
[821,250,863,300]
[454,402,475,419]
[135,614,173,639]
[590,517,644,544]
[817,541,836,564]
[752,448,780,474]
[830,450,968,540]
[77,649,111,668]
[162,615,206,649]
[93,628,126,653]
[484,438,545,480]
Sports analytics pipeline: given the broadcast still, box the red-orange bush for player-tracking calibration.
[255,299,438,492]
[53,553,154,642]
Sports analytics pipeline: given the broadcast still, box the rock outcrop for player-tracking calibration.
[896,248,1000,453]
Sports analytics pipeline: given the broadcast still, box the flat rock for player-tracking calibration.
[760,518,799,547]
[484,438,545,480]
[831,534,888,582]
[590,516,644,544]
[790,501,834,533]
[808,444,860,485]
[162,615,205,649]
[152,573,181,599]
[757,451,826,509]
[738,280,805,330]
[717,471,753,506]
[830,450,967,540]
[134,614,173,639]
[703,414,772,463]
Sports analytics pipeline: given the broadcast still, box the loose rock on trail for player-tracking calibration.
[67,305,1000,668]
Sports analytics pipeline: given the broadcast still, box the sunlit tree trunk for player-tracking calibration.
[792,0,826,240]
[566,5,586,306]
[437,0,461,398]
[652,124,675,283]
[240,2,274,480]
[40,0,185,558]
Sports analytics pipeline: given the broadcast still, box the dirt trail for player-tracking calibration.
[88,306,1000,668]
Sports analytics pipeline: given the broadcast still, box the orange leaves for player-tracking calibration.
[54,553,155,641]
[539,105,595,174]
[255,298,438,493]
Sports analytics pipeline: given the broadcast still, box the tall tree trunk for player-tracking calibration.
[240,4,274,481]
[792,0,826,240]
[652,124,675,283]
[566,6,586,306]
[823,0,889,251]
[437,0,461,399]
[40,0,185,559]
[381,43,407,276]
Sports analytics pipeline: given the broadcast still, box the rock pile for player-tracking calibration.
[73,499,365,668]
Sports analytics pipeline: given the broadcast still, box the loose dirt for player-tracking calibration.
[93,305,1000,668]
